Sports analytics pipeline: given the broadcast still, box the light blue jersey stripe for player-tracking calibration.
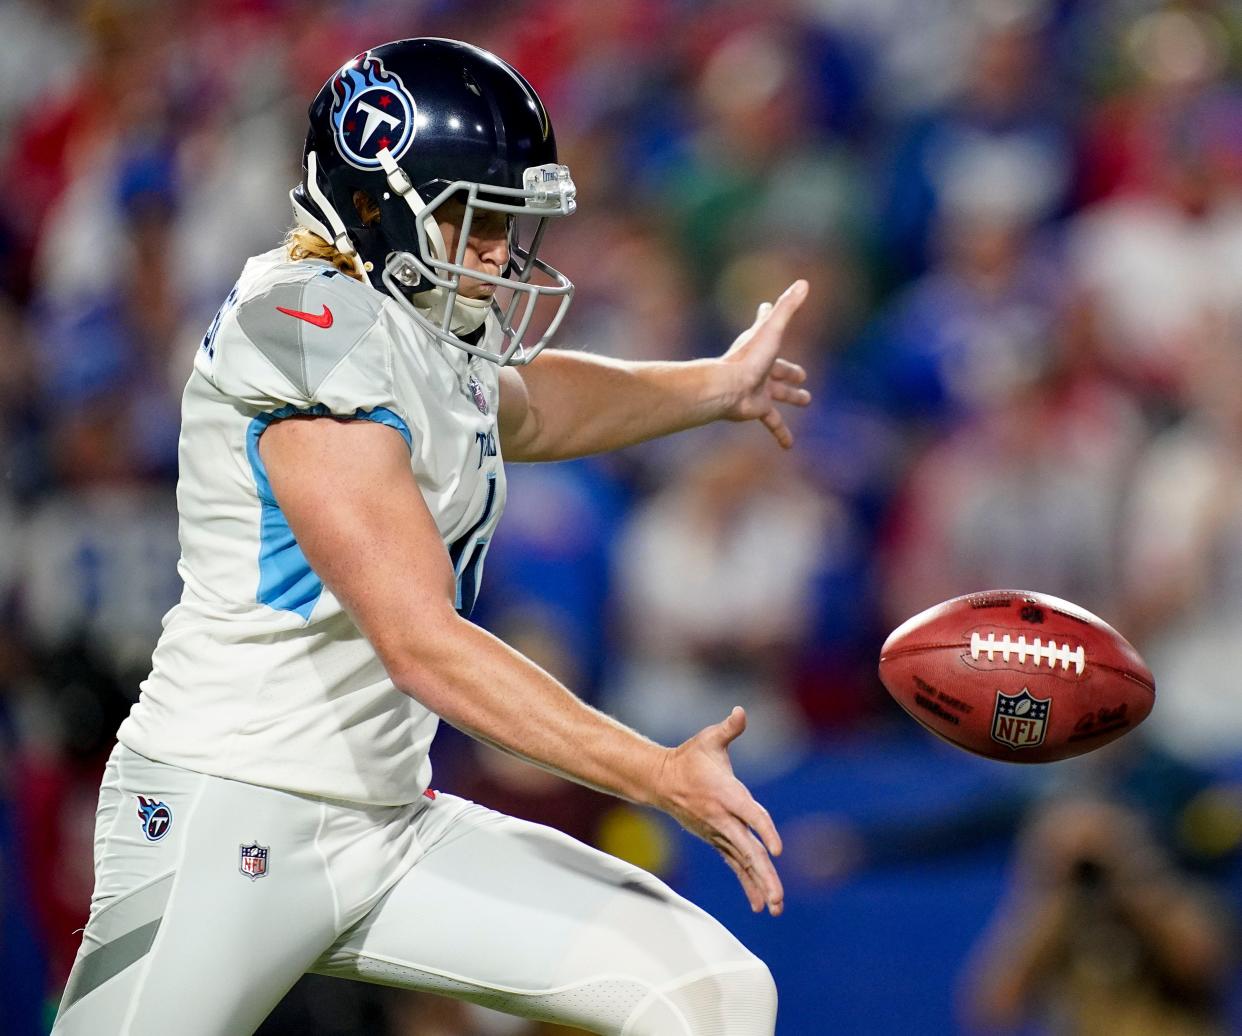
[245,405,412,620]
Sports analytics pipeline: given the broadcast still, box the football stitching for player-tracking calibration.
[969,631,1085,675]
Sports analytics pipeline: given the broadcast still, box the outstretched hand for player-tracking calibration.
[656,707,785,916]
[719,280,812,449]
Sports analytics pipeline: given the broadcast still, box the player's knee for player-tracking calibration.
[625,956,777,1036]
[718,958,778,1034]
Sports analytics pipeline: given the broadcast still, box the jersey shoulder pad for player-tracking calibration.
[234,264,385,400]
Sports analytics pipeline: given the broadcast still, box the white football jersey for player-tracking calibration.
[118,248,506,805]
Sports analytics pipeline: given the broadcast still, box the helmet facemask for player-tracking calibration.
[376,150,576,366]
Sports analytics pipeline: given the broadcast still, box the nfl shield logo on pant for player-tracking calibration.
[239,841,269,880]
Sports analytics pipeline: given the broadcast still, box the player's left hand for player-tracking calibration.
[656,706,785,916]
[718,279,812,449]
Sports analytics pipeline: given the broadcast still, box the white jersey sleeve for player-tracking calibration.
[206,257,416,445]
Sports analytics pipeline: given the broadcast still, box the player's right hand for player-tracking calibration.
[655,706,785,916]
[717,279,811,450]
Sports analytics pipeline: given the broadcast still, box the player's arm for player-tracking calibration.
[498,280,811,460]
[259,416,784,915]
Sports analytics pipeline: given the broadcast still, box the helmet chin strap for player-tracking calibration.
[295,151,369,281]
[377,147,490,338]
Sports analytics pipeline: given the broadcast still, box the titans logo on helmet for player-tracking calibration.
[330,53,417,170]
[136,796,173,842]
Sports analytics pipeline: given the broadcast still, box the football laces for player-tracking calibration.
[969,631,1085,675]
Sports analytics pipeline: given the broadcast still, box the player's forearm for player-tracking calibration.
[510,351,738,461]
[387,609,668,804]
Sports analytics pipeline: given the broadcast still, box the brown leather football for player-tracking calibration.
[878,590,1155,763]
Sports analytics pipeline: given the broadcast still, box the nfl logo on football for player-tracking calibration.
[239,841,270,880]
[991,688,1050,750]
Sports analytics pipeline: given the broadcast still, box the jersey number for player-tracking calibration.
[201,285,240,359]
[449,472,499,617]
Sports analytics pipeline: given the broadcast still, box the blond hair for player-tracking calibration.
[284,191,381,282]
[283,226,365,280]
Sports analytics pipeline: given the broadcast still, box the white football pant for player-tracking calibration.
[50,745,777,1035]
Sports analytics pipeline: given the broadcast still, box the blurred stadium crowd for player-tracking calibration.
[2,0,1242,1033]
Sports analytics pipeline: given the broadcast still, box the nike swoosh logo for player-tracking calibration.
[275,303,333,329]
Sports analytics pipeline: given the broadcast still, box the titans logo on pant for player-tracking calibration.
[136,796,172,841]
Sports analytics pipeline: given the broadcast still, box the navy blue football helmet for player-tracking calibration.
[291,38,576,365]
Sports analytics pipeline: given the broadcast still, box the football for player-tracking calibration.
[878,590,1155,763]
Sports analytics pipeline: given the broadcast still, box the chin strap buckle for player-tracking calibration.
[378,148,414,197]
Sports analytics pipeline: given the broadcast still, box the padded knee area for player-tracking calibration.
[622,959,778,1036]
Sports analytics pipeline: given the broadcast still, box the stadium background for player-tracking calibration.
[2,0,1242,1033]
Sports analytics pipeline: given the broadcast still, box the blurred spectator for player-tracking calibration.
[1069,8,1242,395]
[0,624,48,1035]
[552,214,699,364]
[604,430,830,774]
[475,459,631,697]
[16,487,181,670]
[962,797,1232,1035]
[0,2,84,141]
[866,146,1066,428]
[880,2,1072,280]
[9,638,135,992]
[661,23,873,285]
[0,295,51,501]
[1073,5,1238,206]
[1121,307,1242,763]
[879,300,1145,624]
[707,242,889,730]
[806,0,1005,119]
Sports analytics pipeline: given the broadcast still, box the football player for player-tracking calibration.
[51,38,810,1036]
